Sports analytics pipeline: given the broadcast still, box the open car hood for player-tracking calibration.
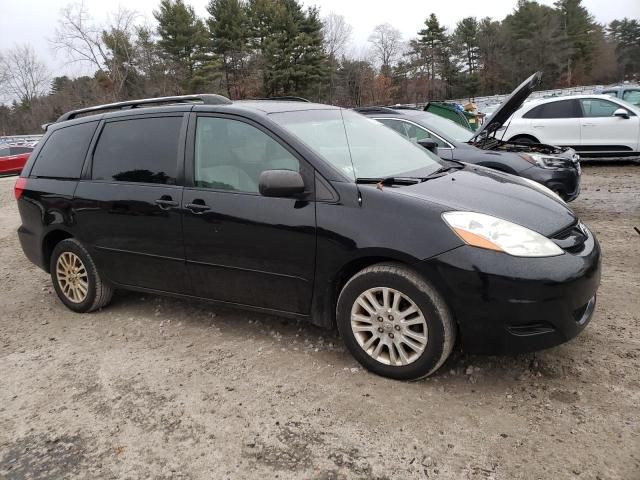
[470,71,542,143]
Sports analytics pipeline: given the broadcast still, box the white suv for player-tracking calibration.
[503,95,640,156]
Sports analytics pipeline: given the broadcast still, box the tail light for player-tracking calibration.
[14,177,27,200]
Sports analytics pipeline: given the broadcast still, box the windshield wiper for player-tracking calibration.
[428,163,465,176]
[355,176,423,186]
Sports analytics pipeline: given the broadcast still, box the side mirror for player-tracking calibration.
[418,139,439,155]
[259,170,305,197]
[613,108,629,119]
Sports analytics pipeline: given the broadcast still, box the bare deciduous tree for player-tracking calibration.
[323,13,352,59]
[368,23,403,74]
[51,2,139,99]
[323,13,352,103]
[0,45,50,104]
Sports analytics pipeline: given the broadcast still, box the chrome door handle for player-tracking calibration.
[185,201,210,214]
[155,197,178,209]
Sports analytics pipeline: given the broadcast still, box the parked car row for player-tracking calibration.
[358,72,582,201]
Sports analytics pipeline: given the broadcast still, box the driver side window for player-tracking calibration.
[580,99,619,117]
[195,117,300,193]
[378,119,447,148]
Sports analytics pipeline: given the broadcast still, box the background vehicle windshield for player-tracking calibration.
[271,109,441,180]
[417,113,475,142]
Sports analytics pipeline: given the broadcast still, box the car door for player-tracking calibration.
[181,113,316,314]
[522,99,582,147]
[73,113,190,293]
[579,98,640,153]
[376,118,454,160]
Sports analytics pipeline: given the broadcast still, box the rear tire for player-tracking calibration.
[336,263,456,380]
[50,239,114,313]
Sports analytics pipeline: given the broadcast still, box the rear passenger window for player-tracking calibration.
[31,121,98,179]
[92,116,182,184]
[523,100,580,119]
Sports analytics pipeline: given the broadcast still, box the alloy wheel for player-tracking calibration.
[350,287,428,366]
[56,251,89,303]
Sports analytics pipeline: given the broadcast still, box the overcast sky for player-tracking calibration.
[1,0,639,78]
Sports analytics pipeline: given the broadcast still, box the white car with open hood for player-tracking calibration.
[502,94,640,157]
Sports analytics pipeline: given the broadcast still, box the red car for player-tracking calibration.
[0,145,33,175]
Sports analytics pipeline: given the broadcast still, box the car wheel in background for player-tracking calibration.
[50,238,113,313]
[336,263,456,380]
[510,135,538,144]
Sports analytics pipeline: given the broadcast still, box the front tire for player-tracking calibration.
[50,239,114,313]
[337,263,456,380]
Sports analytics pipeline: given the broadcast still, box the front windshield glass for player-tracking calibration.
[270,109,441,180]
[415,113,474,142]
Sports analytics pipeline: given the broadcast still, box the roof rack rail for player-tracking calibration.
[255,96,311,103]
[56,94,232,123]
[353,106,399,114]
[384,105,421,111]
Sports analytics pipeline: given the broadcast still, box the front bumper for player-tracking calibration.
[420,225,601,355]
[521,164,581,202]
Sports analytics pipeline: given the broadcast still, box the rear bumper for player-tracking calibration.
[522,165,581,202]
[421,227,601,355]
[18,225,46,271]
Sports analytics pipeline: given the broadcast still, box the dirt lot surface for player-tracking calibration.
[1,165,638,480]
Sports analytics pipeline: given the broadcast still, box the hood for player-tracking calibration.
[396,165,576,236]
[470,71,542,143]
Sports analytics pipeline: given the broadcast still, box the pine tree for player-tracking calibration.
[454,17,480,75]
[207,0,251,98]
[249,0,327,98]
[608,19,640,80]
[554,0,597,85]
[414,14,450,97]
[502,1,568,89]
[154,0,218,93]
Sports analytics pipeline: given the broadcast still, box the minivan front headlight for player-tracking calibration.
[442,211,563,257]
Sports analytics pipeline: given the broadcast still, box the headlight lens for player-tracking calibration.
[442,211,564,257]
[520,177,566,203]
[520,153,570,169]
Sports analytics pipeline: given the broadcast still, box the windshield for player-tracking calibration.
[270,109,441,179]
[416,113,474,142]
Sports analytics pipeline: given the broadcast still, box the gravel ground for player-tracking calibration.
[0,165,638,480]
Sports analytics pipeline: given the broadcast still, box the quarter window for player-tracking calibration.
[194,117,300,193]
[31,121,98,179]
[580,99,619,117]
[523,100,580,119]
[92,116,182,184]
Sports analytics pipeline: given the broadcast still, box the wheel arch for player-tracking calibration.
[509,133,539,143]
[42,229,74,273]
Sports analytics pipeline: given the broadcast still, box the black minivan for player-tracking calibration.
[15,95,601,380]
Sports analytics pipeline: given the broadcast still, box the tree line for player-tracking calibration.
[1,0,639,135]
